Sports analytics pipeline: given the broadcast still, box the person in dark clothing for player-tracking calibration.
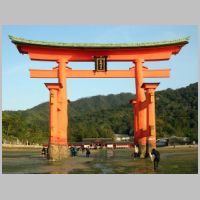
[150,148,160,171]
[41,147,46,155]
[41,146,48,157]
[73,147,77,156]
[86,148,91,157]
[70,146,76,157]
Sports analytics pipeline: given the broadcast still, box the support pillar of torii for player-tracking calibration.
[142,83,160,155]
[131,82,159,158]
[45,82,69,161]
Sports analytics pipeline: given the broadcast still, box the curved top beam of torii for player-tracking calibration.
[9,35,189,62]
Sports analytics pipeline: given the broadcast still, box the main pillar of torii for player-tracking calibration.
[45,58,69,161]
[134,59,147,157]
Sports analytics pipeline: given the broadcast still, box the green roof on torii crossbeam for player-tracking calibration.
[9,35,190,49]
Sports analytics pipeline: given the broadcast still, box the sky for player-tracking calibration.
[2,25,198,111]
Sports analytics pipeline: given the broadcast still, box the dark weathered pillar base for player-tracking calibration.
[147,136,156,155]
[138,137,147,158]
[48,144,69,161]
[139,144,146,158]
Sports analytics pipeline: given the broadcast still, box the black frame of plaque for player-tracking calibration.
[94,56,107,72]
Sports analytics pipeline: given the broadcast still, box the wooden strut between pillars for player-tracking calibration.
[29,68,170,78]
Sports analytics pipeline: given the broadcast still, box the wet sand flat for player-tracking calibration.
[2,146,198,174]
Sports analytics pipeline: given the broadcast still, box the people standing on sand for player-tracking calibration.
[46,147,49,155]
[41,147,46,155]
[41,146,48,156]
[134,145,139,157]
[132,144,139,159]
[86,147,91,157]
[70,146,73,156]
[149,148,160,171]
[70,146,77,157]
[81,145,85,153]
[73,147,77,156]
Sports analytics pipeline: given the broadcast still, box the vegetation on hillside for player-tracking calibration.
[2,83,198,144]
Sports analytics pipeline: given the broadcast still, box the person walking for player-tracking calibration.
[150,148,160,171]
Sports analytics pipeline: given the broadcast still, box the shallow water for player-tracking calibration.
[2,147,198,174]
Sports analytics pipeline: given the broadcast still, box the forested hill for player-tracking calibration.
[2,82,198,144]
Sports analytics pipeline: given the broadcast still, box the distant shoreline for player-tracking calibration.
[2,144,198,149]
[2,144,42,148]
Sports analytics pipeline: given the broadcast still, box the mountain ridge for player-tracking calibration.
[2,82,198,144]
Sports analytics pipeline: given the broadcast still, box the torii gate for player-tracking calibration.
[10,35,189,160]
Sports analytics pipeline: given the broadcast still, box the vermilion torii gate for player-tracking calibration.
[10,35,189,160]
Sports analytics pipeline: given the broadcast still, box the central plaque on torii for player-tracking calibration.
[94,56,107,71]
